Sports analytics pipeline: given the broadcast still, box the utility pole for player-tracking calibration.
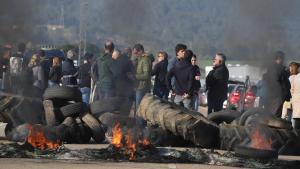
[78,0,88,66]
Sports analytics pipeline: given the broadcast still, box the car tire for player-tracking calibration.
[234,145,278,159]
[81,113,105,143]
[60,102,88,118]
[220,124,300,154]
[90,98,121,115]
[208,110,242,124]
[43,86,82,102]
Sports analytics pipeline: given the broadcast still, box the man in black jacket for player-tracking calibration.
[206,53,229,114]
[166,51,194,109]
[264,51,291,117]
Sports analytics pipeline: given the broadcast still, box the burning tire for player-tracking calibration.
[234,108,293,129]
[81,113,105,143]
[219,124,300,154]
[43,86,82,102]
[234,145,278,159]
[60,102,88,118]
[208,110,242,124]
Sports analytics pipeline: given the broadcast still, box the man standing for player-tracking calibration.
[78,53,94,104]
[168,43,187,102]
[206,53,229,114]
[133,44,152,108]
[265,51,291,117]
[62,50,78,87]
[98,41,119,99]
[166,49,194,109]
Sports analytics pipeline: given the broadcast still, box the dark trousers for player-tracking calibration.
[294,118,300,130]
[153,85,168,100]
[208,99,224,114]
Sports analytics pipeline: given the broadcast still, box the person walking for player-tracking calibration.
[206,53,229,114]
[151,51,169,99]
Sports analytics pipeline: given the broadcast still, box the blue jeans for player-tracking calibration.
[191,94,199,111]
[80,87,91,104]
[174,95,191,109]
[136,90,147,109]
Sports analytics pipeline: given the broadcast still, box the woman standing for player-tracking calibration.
[151,51,168,99]
[190,54,201,111]
[48,57,62,87]
[28,54,45,91]
[290,62,300,129]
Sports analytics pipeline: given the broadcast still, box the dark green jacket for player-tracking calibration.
[98,53,119,90]
[136,54,152,91]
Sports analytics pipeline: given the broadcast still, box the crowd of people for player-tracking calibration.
[0,41,300,129]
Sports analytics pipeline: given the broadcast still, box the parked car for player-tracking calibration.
[226,78,257,112]
[198,84,207,106]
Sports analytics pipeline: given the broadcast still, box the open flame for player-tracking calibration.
[111,122,151,161]
[27,125,61,150]
[125,129,136,161]
[112,122,122,148]
[250,127,272,150]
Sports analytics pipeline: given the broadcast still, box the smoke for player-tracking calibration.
[223,0,300,64]
[1,0,300,61]
[98,0,152,45]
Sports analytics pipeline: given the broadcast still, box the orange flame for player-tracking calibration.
[250,128,272,150]
[125,130,136,161]
[111,122,152,160]
[27,125,61,150]
[111,122,122,148]
[139,138,150,146]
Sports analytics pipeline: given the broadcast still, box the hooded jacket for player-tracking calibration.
[166,60,194,95]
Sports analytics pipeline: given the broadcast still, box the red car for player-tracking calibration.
[226,79,257,112]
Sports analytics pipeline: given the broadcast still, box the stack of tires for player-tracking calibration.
[89,97,133,128]
[1,91,45,139]
[43,86,105,143]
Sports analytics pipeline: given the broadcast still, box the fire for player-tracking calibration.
[27,125,61,150]
[250,127,272,150]
[110,122,151,161]
[139,138,150,146]
[125,130,136,161]
[111,122,122,148]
